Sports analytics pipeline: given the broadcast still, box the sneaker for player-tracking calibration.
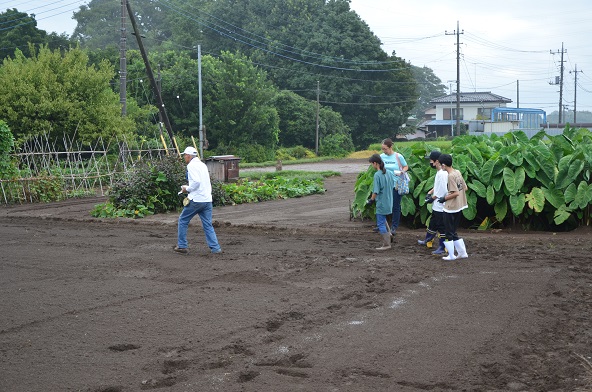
[211,249,223,254]
[417,239,426,245]
[173,246,188,254]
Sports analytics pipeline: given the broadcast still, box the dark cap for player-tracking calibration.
[427,150,441,161]
[438,153,453,167]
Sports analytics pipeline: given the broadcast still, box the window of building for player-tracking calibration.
[443,108,463,120]
[478,107,492,120]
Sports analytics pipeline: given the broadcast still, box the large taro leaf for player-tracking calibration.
[486,184,495,205]
[420,203,429,224]
[465,160,479,178]
[554,204,573,225]
[522,163,536,179]
[574,181,592,209]
[542,186,566,209]
[480,158,496,184]
[453,155,468,174]
[506,151,523,167]
[526,187,545,213]
[414,177,431,199]
[567,159,585,182]
[509,194,526,216]
[533,144,556,180]
[492,158,506,176]
[463,191,477,221]
[401,194,416,216]
[468,179,487,198]
[492,174,504,192]
[564,182,577,204]
[554,156,577,189]
[465,144,484,167]
[494,200,508,222]
[523,150,540,172]
[502,167,525,195]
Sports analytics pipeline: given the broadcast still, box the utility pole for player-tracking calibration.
[315,81,320,156]
[126,0,175,147]
[119,0,127,116]
[570,65,583,123]
[516,80,519,108]
[446,21,463,136]
[198,45,204,159]
[550,43,567,124]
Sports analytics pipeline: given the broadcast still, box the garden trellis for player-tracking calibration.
[1,133,174,205]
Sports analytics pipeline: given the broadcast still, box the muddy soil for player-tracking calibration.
[1,160,591,392]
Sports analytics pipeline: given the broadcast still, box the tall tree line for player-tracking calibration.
[0,0,447,154]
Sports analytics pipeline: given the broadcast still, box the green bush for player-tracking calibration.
[211,180,230,206]
[0,120,17,178]
[28,175,65,203]
[276,146,316,161]
[319,133,354,158]
[214,142,275,163]
[92,156,185,218]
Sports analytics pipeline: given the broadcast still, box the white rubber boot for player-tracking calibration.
[442,241,457,261]
[454,239,468,259]
[375,233,392,251]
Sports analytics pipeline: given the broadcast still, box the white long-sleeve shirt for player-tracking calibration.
[432,169,448,212]
[185,157,213,203]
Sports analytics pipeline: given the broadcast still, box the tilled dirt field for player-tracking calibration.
[1,162,592,392]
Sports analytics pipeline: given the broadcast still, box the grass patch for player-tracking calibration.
[241,156,336,168]
[367,140,452,151]
[347,150,379,159]
[240,170,340,181]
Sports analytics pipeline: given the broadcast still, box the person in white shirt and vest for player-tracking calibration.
[435,153,468,261]
[174,147,222,254]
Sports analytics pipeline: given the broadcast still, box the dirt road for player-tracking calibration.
[1,160,591,391]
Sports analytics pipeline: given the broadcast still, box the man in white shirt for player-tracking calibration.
[419,151,448,255]
[174,147,222,254]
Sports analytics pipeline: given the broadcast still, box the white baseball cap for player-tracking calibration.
[182,147,198,156]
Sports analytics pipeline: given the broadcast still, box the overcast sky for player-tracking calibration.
[7,0,592,116]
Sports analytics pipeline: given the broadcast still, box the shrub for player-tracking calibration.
[213,142,275,163]
[0,120,17,178]
[276,146,316,161]
[319,133,354,157]
[92,156,185,218]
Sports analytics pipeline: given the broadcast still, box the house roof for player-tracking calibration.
[430,92,512,104]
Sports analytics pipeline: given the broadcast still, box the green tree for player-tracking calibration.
[0,9,72,60]
[72,0,181,51]
[411,65,447,120]
[273,90,350,149]
[73,0,418,149]
[0,120,16,178]
[0,45,139,146]
[203,0,417,148]
[202,51,279,150]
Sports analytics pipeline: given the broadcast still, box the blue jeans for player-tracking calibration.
[177,200,222,253]
[391,189,402,232]
[376,214,388,234]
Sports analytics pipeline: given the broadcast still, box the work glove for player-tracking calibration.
[425,194,434,204]
[366,198,375,205]
[437,196,446,204]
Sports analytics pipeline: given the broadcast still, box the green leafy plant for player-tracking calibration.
[219,176,324,206]
[0,120,17,178]
[91,156,185,218]
[319,133,355,158]
[354,128,592,231]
